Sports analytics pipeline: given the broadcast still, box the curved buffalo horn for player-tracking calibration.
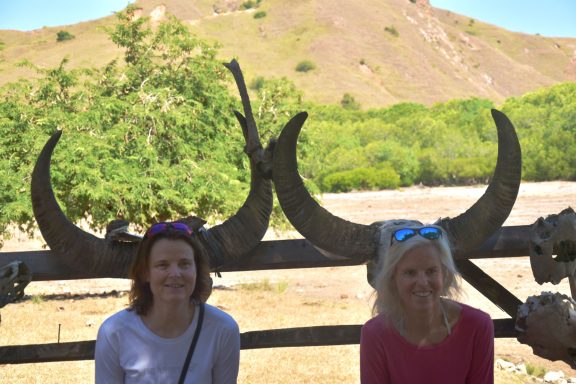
[200,110,273,269]
[32,61,273,276]
[272,112,381,262]
[201,59,273,268]
[272,108,521,261]
[31,131,138,277]
[436,109,522,255]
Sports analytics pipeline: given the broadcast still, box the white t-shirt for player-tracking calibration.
[95,303,240,384]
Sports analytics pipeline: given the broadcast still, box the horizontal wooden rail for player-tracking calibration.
[0,319,517,364]
[0,226,532,281]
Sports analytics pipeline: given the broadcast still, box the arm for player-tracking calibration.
[360,321,391,384]
[466,313,494,384]
[212,322,241,384]
[95,323,124,384]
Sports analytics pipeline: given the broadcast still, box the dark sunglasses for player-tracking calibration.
[390,226,443,245]
[144,222,193,239]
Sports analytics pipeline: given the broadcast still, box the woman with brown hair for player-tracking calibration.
[95,222,240,384]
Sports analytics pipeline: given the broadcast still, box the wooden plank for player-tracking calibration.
[456,259,523,318]
[0,319,517,364]
[0,226,533,281]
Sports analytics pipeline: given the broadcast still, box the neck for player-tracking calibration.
[142,301,196,338]
[399,300,450,346]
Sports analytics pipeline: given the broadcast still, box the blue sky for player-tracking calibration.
[430,0,576,38]
[0,0,134,31]
[0,0,575,38]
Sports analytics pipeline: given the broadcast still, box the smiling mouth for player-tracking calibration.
[413,292,432,297]
[165,284,184,288]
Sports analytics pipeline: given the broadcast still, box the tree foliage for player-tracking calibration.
[56,30,75,42]
[0,7,249,242]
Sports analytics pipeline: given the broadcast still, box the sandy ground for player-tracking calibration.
[3,180,576,375]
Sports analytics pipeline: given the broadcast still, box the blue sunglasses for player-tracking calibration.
[390,226,443,245]
[144,222,193,239]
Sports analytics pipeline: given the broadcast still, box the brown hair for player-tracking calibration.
[128,227,212,315]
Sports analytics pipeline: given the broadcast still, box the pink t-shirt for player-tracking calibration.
[360,303,494,384]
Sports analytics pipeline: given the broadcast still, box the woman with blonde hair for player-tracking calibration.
[360,224,494,383]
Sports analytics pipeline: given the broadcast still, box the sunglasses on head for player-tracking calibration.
[390,226,443,245]
[144,222,193,239]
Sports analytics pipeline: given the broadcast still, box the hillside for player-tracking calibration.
[0,0,575,108]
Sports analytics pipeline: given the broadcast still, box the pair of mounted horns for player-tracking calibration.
[30,60,273,277]
[272,109,522,262]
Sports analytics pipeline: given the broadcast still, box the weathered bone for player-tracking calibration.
[0,261,31,308]
[529,208,576,286]
[516,292,576,369]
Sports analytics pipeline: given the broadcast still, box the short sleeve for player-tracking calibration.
[360,320,391,384]
[212,318,240,384]
[467,311,494,384]
[95,320,124,384]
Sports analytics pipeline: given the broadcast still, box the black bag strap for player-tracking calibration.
[178,302,205,384]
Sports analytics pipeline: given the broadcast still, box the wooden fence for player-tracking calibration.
[0,225,532,364]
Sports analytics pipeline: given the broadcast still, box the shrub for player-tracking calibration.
[56,30,75,42]
[241,0,262,10]
[249,76,266,90]
[295,60,316,73]
[384,26,399,37]
[341,93,360,110]
[525,363,546,378]
[254,11,267,19]
[322,166,400,192]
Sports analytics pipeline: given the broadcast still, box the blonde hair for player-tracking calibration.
[371,224,461,321]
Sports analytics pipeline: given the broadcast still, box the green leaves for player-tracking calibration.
[0,7,248,241]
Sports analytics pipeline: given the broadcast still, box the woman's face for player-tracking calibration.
[146,238,197,306]
[393,244,445,314]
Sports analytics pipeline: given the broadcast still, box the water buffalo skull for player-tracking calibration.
[529,208,576,286]
[272,109,522,285]
[30,60,274,277]
[516,292,576,369]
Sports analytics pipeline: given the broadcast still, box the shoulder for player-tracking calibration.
[362,313,393,337]
[203,303,239,333]
[97,309,138,337]
[460,303,492,322]
[457,303,494,333]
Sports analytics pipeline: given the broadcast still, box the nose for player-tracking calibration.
[167,264,181,276]
[415,271,429,286]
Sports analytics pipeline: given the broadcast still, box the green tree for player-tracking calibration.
[56,30,75,42]
[0,7,251,244]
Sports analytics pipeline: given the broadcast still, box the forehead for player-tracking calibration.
[398,244,442,268]
[149,238,195,260]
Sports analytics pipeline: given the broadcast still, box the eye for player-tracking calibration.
[155,262,168,269]
[179,260,193,268]
[402,269,417,277]
[426,267,438,276]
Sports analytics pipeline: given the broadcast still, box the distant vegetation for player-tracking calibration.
[0,5,574,241]
[340,93,360,110]
[56,30,75,42]
[384,26,399,37]
[241,0,262,10]
[254,11,267,19]
[295,60,316,72]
